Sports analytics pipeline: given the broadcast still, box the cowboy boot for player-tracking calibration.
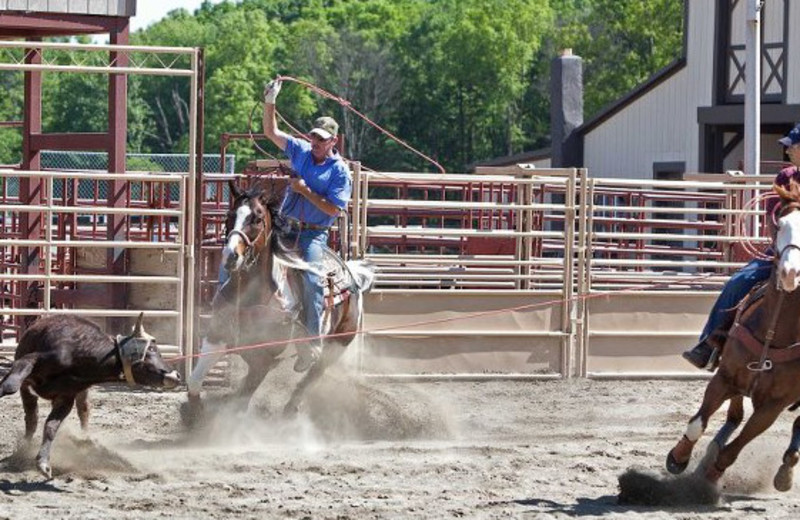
[682,329,727,370]
[682,340,716,370]
[682,310,736,370]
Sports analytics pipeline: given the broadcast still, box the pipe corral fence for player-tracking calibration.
[0,41,201,378]
[0,43,781,381]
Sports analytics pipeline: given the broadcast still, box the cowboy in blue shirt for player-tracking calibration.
[262,78,353,372]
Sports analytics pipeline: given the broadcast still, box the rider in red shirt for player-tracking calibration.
[683,123,800,369]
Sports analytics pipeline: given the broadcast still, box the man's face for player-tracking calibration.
[787,143,800,167]
[310,133,336,162]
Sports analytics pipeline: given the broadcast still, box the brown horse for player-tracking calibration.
[183,176,374,422]
[666,180,800,490]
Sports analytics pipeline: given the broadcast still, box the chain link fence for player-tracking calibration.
[1,152,235,200]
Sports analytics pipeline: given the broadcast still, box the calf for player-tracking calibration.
[0,313,180,478]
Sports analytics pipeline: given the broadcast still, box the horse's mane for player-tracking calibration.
[244,177,289,213]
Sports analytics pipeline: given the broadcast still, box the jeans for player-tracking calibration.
[700,257,772,340]
[286,228,329,340]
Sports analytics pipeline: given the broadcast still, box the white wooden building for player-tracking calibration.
[0,0,135,17]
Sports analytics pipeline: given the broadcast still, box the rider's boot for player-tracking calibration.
[682,310,736,370]
[682,339,718,370]
[293,343,322,373]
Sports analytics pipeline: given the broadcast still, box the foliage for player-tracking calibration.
[0,0,685,172]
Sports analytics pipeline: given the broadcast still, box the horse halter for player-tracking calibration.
[226,205,271,271]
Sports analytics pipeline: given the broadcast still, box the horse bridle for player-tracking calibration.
[226,211,271,271]
[746,202,800,372]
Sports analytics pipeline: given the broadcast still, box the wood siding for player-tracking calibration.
[0,0,135,16]
[789,3,800,104]
[583,2,715,178]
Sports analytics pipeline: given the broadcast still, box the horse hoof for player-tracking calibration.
[774,464,794,492]
[666,449,689,475]
[695,441,721,477]
[704,463,724,484]
[180,397,205,428]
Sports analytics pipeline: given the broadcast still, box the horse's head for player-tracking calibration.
[223,178,286,273]
[773,178,800,291]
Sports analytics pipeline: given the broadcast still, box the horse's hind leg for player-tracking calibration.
[774,415,800,491]
[667,373,734,474]
[236,351,281,409]
[696,395,744,476]
[708,402,784,484]
[37,395,75,479]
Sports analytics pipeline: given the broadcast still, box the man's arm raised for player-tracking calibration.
[262,79,289,151]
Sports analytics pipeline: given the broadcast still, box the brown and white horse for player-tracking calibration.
[184,176,374,422]
[666,179,800,490]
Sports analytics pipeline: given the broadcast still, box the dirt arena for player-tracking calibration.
[3,356,800,519]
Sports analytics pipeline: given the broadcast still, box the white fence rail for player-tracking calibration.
[354,169,775,379]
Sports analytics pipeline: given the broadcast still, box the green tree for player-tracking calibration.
[395,0,554,171]
[286,0,422,163]
[0,70,23,165]
[547,0,684,117]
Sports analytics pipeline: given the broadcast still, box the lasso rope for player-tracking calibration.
[244,75,445,174]
[170,269,731,364]
[733,190,778,261]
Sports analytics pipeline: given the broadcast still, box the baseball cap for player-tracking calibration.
[778,123,800,147]
[308,116,339,140]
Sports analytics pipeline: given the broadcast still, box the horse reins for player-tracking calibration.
[744,214,800,372]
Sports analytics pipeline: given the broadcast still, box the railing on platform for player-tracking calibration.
[0,169,187,358]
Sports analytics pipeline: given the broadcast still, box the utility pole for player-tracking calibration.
[744,0,762,176]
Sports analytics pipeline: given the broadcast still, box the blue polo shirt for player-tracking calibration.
[280,135,352,228]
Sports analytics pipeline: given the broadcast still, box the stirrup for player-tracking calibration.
[707,347,720,370]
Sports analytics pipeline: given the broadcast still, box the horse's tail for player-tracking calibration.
[346,260,376,293]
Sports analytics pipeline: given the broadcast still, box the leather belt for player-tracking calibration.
[286,217,329,231]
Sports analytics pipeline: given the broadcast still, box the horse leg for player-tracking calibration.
[667,373,734,474]
[707,402,784,484]
[186,337,227,398]
[235,351,281,411]
[283,345,346,417]
[696,395,744,476]
[182,337,227,426]
[774,415,800,491]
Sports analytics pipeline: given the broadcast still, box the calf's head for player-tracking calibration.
[117,313,181,389]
